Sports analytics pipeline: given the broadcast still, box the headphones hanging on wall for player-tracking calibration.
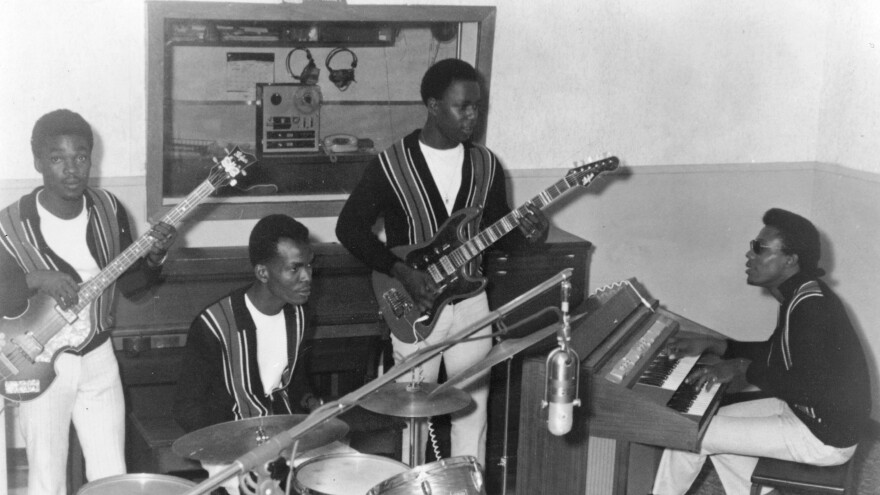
[286,47,320,85]
[325,47,358,91]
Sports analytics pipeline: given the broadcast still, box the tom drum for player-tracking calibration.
[367,456,486,495]
[293,453,410,495]
[76,473,195,495]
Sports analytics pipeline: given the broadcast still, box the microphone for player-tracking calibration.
[543,280,581,436]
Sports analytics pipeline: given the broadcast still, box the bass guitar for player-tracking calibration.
[0,147,256,401]
[372,156,618,343]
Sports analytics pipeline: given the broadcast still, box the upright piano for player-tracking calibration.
[516,279,727,494]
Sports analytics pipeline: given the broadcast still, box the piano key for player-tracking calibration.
[666,376,722,416]
[637,349,700,390]
[687,381,722,417]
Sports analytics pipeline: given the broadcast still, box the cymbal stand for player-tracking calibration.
[407,415,425,467]
[179,269,573,495]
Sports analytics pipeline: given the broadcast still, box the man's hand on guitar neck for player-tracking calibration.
[26,270,80,310]
[517,204,550,244]
[391,262,438,312]
[146,221,177,267]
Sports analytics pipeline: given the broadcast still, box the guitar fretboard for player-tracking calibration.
[71,180,217,313]
[427,158,615,282]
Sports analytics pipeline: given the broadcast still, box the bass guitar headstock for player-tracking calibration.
[207,146,258,189]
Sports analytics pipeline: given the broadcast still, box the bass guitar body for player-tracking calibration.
[372,208,487,344]
[0,293,90,402]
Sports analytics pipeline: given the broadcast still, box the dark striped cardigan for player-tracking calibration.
[172,286,315,433]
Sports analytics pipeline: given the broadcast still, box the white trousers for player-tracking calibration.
[652,398,856,495]
[19,340,126,495]
[391,292,492,467]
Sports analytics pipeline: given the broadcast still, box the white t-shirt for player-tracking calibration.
[245,294,288,395]
[419,141,464,215]
[36,194,100,282]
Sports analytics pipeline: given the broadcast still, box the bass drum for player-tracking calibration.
[293,453,410,495]
[367,456,486,495]
[76,473,195,495]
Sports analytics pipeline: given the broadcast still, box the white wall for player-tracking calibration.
[2,0,879,419]
[817,0,880,172]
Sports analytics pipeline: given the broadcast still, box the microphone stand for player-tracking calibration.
[179,268,574,495]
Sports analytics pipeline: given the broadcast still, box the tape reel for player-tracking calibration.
[294,85,322,115]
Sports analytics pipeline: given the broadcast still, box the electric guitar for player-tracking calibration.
[0,147,257,401]
[372,156,619,343]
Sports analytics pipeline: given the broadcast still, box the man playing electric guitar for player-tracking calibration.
[0,109,176,495]
[336,59,548,466]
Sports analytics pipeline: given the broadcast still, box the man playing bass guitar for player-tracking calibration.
[336,59,548,466]
[0,109,176,495]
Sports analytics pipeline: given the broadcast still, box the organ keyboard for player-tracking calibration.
[516,278,729,494]
[581,279,727,451]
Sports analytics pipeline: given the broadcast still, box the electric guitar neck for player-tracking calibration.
[373,155,619,343]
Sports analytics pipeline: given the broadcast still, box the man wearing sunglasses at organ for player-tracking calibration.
[651,208,870,495]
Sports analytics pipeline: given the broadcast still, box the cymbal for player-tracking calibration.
[172,414,348,464]
[360,382,471,418]
[431,322,561,396]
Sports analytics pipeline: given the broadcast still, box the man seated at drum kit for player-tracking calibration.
[168,214,493,495]
[173,214,334,494]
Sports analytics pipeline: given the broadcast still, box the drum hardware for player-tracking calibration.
[360,381,471,467]
[427,307,572,494]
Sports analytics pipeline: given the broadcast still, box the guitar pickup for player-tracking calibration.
[12,334,44,362]
[383,289,413,318]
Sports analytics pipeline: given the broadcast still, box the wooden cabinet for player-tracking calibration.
[146,1,497,220]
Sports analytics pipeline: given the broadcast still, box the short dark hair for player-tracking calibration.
[420,58,479,105]
[31,109,94,156]
[762,208,824,277]
[249,214,310,266]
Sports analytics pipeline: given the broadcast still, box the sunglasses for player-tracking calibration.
[750,240,775,255]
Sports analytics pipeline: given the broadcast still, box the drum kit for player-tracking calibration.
[75,381,488,495]
[73,270,574,495]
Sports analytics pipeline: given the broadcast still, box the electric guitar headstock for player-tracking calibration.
[567,156,619,186]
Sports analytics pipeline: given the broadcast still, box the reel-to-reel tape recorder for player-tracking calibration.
[256,83,322,155]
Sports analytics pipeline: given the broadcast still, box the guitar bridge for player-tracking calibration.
[383,289,414,318]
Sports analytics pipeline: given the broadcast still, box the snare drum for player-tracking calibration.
[76,473,195,495]
[294,453,410,495]
[367,456,486,495]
